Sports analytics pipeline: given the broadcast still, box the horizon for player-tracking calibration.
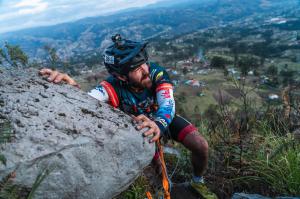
[0,0,169,34]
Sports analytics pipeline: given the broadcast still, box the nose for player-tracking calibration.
[140,63,148,73]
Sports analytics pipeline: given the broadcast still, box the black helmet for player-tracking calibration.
[103,34,149,76]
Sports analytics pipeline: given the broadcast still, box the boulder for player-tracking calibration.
[232,193,272,199]
[232,193,300,199]
[0,68,155,199]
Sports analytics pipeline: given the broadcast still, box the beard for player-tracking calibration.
[128,73,152,90]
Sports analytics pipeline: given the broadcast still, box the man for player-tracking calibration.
[40,34,217,199]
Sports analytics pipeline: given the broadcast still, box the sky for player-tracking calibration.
[0,0,166,34]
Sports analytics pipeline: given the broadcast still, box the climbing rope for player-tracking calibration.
[146,140,171,199]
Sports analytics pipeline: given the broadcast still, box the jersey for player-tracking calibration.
[88,62,175,135]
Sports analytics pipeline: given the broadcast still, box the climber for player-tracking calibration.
[39,34,217,199]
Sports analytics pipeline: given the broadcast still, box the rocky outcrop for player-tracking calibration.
[232,193,300,199]
[0,68,155,199]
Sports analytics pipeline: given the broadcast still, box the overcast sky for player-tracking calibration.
[0,0,166,34]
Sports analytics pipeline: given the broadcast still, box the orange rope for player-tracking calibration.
[146,191,153,199]
[157,140,171,199]
[145,140,171,199]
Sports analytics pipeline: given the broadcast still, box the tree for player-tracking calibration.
[266,65,278,77]
[223,68,229,76]
[251,42,268,66]
[290,55,297,62]
[44,45,59,68]
[253,69,260,76]
[210,56,227,69]
[238,56,259,76]
[0,43,28,67]
[194,105,200,113]
[280,68,296,86]
[182,66,188,75]
[43,45,75,74]
[229,42,245,67]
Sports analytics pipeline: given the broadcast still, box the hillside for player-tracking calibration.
[0,0,299,65]
[1,1,300,198]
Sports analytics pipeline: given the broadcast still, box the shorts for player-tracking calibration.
[166,114,198,142]
[153,114,198,160]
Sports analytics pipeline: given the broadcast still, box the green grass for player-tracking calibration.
[237,133,300,196]
[175,69,264,116]
[114,175,152,199]
[270,58,300,72]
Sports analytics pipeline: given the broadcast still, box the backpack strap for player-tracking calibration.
[100,81,119,108]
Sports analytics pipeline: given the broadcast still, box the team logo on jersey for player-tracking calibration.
[95,86,105,95]
[156,117,168,128]
[155,71,164,81]
[161,89,171,98]
[104,54,114,64]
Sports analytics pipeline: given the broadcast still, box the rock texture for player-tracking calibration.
[0,68,155,199]
[232,193,300,199]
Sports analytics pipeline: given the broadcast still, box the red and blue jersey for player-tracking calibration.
[88,62,175,135]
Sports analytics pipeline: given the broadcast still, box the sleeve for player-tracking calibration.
[88,85,109,102]
[152,68,175,135]
[88,79,120,108]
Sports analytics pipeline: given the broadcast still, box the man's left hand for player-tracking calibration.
[132,114,160,143]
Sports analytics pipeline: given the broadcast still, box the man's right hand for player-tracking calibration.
[39,68,80,88]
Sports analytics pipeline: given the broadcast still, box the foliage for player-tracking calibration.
[44,45,59,68]
[266,65,278,77]
[280,68,296,86]
[250,42,268,66]
[0,117,52,199]
[199,76,300,197]
[114,175,151,199]
[238,134,300,196]
[0,154,6,166]
[27,168,53,199]
[238,56,259,76]
[0,118,13,165]
[0,172,20,199]
[43,45,81,75]
[0,43,28,68]
[210,56,227,69]
[0,168,52,199]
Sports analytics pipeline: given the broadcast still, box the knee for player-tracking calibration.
[183,132,209,154]
[194,134,209,154]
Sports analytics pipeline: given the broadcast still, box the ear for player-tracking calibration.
[115,74,128,82]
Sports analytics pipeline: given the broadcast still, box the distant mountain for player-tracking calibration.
[0,0,299,64]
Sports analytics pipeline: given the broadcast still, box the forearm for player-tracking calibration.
[154,83,175,135]
[39,68,80,88]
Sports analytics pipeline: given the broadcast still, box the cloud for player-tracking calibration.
[14,0,43,8]
[16,0,48,15]
[0,0,166,34]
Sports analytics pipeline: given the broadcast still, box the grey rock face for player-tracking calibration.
[232,193,272,199]
[232,193,300,199]
[0,68,155,199]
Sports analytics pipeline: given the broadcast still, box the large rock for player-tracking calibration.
[232,193,300,199]
[0,68,155,199]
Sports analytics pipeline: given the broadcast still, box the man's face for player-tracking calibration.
[127,63,152,89]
